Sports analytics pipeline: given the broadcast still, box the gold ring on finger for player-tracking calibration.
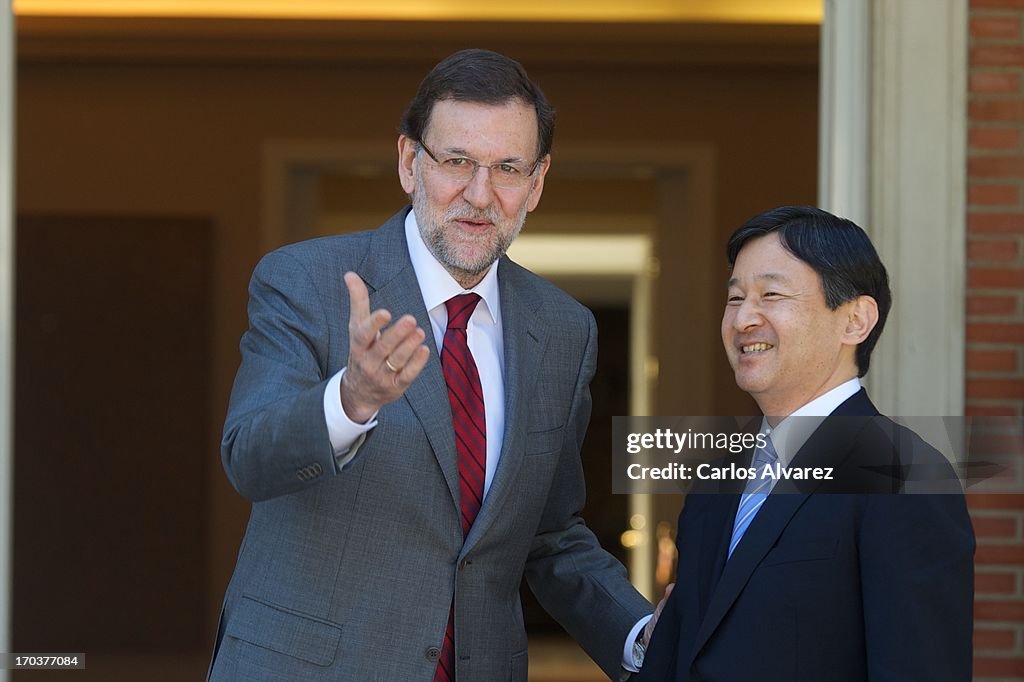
[384,358,400,373]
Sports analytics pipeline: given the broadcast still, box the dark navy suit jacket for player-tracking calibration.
[637,390,975,682]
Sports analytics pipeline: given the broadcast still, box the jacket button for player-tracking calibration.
[426,647,441,662]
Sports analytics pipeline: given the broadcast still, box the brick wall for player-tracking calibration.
[968,1,1024,679]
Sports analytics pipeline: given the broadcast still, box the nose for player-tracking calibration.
[460,165,496,208]
[731,298,764,332]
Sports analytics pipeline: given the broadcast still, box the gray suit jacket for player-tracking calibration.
[209,208,652,681]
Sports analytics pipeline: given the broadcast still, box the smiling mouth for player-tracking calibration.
[455,218,493,231]
[740,343,774,354]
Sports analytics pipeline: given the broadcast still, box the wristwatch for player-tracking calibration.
[632,634,647,668]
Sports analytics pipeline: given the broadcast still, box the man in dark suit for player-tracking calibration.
[637,206,975,681]
[208,49,656,681]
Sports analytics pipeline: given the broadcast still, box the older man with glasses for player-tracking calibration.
[209,49,660,682]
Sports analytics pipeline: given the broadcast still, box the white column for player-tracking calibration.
[820,0,967,416]
[0,2,14,679]
[819,0,871,228]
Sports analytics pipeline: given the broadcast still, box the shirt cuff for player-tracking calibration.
[324,368,378,468]
[622,614,652,672]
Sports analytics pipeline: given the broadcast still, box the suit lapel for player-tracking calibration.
[782,409,875,494]
[698,493,736,620]
[462,258,547,555]
[687,389,879,667]
[688,492,811,664]
[360,224,553,550]
[360,210,460,510]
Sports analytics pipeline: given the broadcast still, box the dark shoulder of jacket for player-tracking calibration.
[856,416,944,462]
[857,414,964,492]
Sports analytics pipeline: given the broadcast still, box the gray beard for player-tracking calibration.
[412,173,528,284]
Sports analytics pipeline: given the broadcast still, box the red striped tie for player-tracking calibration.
[434,293,485,682]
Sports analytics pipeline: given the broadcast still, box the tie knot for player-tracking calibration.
[753,436,779,467]
[445,293,481,331]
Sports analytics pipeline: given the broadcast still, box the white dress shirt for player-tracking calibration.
[752,377,862,488]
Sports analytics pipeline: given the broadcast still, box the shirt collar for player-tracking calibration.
[761,377,862,467]
[404,209,500,325]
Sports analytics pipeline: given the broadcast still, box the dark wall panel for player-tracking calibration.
[13,215,212,652]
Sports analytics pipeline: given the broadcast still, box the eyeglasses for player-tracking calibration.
[417,140,543,191]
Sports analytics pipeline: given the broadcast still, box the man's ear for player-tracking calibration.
[842,295,880,346]
[397,135,417,195]
[525,154,551,212]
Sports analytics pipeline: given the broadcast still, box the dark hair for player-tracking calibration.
[726,205,892,377]
[399,49,555,159]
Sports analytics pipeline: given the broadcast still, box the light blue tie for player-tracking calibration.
[728,436,779,558]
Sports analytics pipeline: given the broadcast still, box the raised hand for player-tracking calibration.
[340,272,431,423]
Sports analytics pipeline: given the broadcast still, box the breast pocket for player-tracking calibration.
[762,539,838,567]
[525,425,565,457]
